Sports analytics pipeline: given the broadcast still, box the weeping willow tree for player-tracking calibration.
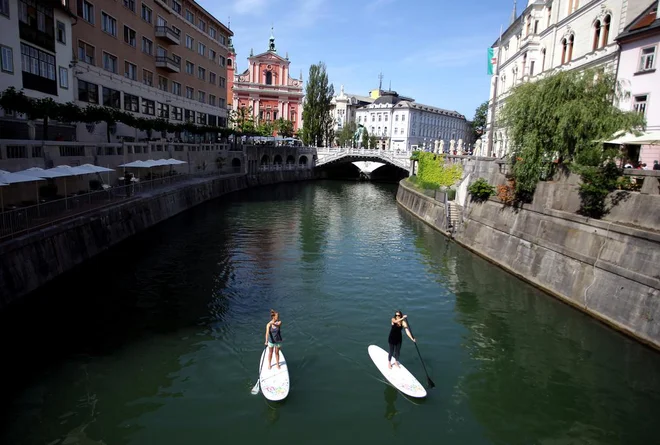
[500,68,645,201]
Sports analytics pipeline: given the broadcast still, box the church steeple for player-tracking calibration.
[268,26,276,52]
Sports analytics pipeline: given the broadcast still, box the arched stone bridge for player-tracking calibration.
[316,148,412,172]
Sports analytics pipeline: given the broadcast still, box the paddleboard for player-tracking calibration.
[368,344,427,398]
[259,348,290,401]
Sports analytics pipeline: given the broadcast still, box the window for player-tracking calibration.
[141,3,152,23]
[209,72,216,84]
[547,5,552,26]
[219,98,225,108]
[78,40,94,64]
[530,60,535,76]
[0,0,8,17]
[209,26,216,39]
[102,52,117,73]
[186,86,194,99]
[185,61,193,74]
[567,0,579,14]
[219,35,226,45]
[172,106,183,120]
[103,87,120,108]
[593,20,601,51]
[198,66,205,80]
[633,95,648,115]
[197,112,206,125]
[142,37,153,55]
[197,18,205,32]
[639,46,656,72]
[157,102,169,118]
[141,98,155,115]
[602,15,611,47]
[185,109,195,122]
[185,9,193,23]
[198,90,205,103]
[142,69,153,86]
[78,0,94,24]
[21,43,55,80]
[125,61,137,80]
[198,42,206,56]
[59,66,68,88]
[209,49,216,60]
[172,81,181,96]
[158,75,168,91]
[265,71,272,85]
[526,16,531,36]
[172,25,180,36]
[219,76,225,87]
[78,79,98,103]
[157,45,166,58]
[209,94,216,106]
[0,46,13,73]
[157,15,166,27]
[124,26,136,46]
[57,21,66,44]
[185,35,194,49]
[124,93,139,112]
[101,12,116,36]
[534,20,539,34]
[561,35,574,64]
[219,55,226,66]
[172,0,181,14]
[123,0,135,12]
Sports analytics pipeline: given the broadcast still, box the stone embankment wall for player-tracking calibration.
[0,169,312,309]
[397,160,660,349]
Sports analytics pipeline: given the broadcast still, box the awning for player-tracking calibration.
[119,159,187,167]
[13,167,71,179]
[0,169,47,184]
[47,165,96,176]
[602,130,660,145]
[77,164,115,173]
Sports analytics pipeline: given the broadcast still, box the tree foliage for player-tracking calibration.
[472,101,488,141]
[275,118,295,137]
[301,62,334,147]
[255,120,275,137]
[500,69,645,199]
[336,121,357,147]
[361,126,369,148]
[415,152,463,189]
[468,177,496,202]
[229,106,256,135]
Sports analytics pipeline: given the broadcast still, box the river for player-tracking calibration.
[0,180,659,445]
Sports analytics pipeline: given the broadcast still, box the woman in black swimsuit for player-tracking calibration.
[264,309,283,370]
[388,310,415,369]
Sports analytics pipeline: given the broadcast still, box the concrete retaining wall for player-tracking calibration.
[0,170,312,309]
[397,179,660,350]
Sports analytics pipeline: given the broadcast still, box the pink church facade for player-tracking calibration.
[228,31,304,133]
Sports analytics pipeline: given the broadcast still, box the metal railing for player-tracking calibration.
[258,164,311,171]
[316,148,411,170]
[0,168,242,241]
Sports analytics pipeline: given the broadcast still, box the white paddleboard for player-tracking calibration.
[259,348,290,401]
[368,344,427,398]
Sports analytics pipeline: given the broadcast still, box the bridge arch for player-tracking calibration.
[231,158,241,168]
[273,154,283,165]
[260,154,269,165]
[286,155,295,165]
[299,155,308,165]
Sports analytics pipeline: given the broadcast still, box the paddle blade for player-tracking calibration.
[250,381,260,395]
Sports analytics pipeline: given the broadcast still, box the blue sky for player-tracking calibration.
[200,0,517,119]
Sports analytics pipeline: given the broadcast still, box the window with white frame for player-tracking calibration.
[123,0,135,12]
[124,26,136,46]
[186,35,194,49]
[185,9,193,23]
[639,46,656,72]
[59,66,68,89]
[57,21,66,44]
[633,94,648,116]
[198,42,206,56]
[141,3,152,23]
[142,37,153,55]
[101,12,117,36]
[172,81,181,96]
[0,45,13,73]
[79,0,94,24]
[172,0,181,14]
[125,61,137,80]
[102,51,117,73]
[186,86,194,99]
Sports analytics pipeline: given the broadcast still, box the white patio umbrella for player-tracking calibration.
[0,169,46,213]
[164,158,187,165]
[46,165,96,208]
[624,131,660,145]
[76,164,115,173]
[118,160,151,168]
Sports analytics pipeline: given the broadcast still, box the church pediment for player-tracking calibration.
[250,51,289,63]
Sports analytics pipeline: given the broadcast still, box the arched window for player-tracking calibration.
[593,20,601,51]
[522,52,527,76]
[228,59,232,67]
[541,48,546,70]
[568,35,574,61]
[561,38,568,64]
[602,15,611,47]
[265,71,272,85]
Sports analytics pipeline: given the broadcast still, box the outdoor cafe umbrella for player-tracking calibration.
[0,169,46,214]
[46,165,97,208]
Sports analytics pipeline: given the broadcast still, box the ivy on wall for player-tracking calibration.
[413,151,463,189]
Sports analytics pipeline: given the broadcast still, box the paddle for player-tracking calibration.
[404,317,435,389]
[251,345,267,395]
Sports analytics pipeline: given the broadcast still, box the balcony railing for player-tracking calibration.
[155,55,181,73]
[154,26,180,45]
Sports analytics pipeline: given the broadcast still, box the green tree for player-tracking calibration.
[361,126,369,148]
[336,121,357,147]
[275,118,294,137]
[472,101,488,141]
[256,120,275,137]
[368,135,378,149]
[230,106,256,135]
[501,68,645,200]
[301,62,334,147]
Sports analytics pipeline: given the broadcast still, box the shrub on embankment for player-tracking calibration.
[408,151,463,191]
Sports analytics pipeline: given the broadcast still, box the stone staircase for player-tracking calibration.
[447,200,460,231]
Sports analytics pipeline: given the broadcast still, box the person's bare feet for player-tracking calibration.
[395,362,401,368]
[388,362,392,369]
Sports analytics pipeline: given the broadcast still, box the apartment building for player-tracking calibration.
[72,0,232,141]
[0,0,76,139]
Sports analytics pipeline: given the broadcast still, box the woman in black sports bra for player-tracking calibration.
[265,309,283,370]
[388,310,415,369]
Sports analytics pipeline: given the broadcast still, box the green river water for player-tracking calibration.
[0,180,659,445]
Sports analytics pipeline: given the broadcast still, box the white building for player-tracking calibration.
[330,85,374,132]
[484,0,655,157]
[354,90,471,153]
[615,0,660,166]
[0,0,76,138]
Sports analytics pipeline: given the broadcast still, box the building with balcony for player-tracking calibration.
[0,0,76,139]
[615,0,660,166]
[228,30,304,133]
[354,90,471,152]
[70,0,232,141]
[483,0,656,157]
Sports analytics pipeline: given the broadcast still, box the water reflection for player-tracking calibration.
[383,386,400,434]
